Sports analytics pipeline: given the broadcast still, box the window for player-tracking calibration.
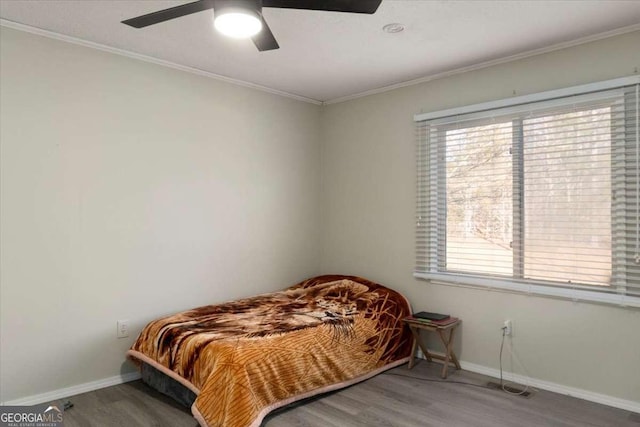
[415,77,640,307]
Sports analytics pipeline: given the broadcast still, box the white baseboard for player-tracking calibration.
[416,352,639,414]
[461,361,640,414]
[1,371,141,406]
[3,358,639,414]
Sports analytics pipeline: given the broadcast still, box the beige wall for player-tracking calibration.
[2,24,640,407]
[0,27,321,402]
[320,31,640,403]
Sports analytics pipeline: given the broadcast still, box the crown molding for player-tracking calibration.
[2,18,639,107]
[0,19,323,106]
[324,23,640,105]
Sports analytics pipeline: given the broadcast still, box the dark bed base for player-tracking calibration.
[141,362,196,409]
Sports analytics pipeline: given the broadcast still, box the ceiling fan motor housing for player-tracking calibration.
[214,0,263,16]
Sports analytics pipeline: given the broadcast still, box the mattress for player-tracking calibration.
[128,275,412,427]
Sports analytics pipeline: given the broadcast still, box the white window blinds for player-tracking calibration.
[415,77,640,307]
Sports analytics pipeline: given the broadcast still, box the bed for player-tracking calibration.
[127,275,413,427]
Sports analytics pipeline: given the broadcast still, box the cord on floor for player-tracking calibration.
[499,327,530,396]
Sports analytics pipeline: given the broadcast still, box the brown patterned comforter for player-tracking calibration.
[127,275,413,427]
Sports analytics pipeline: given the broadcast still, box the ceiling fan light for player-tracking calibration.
[214,9,262,39]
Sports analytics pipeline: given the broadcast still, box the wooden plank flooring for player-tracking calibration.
[52,362,638,427]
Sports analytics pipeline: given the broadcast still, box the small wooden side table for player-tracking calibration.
[402,317,461,379]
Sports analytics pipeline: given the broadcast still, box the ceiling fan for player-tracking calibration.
[122,0,383,52]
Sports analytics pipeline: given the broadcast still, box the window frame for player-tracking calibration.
[414,76,640,308]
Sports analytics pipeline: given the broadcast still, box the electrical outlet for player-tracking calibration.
[117,320,129,339]
[503,319,513,336]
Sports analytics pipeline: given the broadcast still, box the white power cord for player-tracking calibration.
[499,327,531,396]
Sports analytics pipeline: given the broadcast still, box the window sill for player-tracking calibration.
[414,272,640,309]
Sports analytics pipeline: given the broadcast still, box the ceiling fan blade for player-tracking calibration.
[251,15,280,51]
[261,0,382,14]
[122,0,214,28]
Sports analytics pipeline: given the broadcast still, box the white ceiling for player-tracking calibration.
[1,1,640,103]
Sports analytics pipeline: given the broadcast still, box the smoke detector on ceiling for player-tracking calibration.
[382,23,405,34]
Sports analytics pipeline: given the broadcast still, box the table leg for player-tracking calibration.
[448,327,461,370]
[415,329,434,363]
[436,326,460,378]
[436,329,450,378]
[408,326,433,368]
[408,329,418,369]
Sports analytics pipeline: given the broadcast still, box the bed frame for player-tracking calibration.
[141,362,196,408]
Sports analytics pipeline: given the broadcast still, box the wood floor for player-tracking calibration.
[53,362,639,427]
